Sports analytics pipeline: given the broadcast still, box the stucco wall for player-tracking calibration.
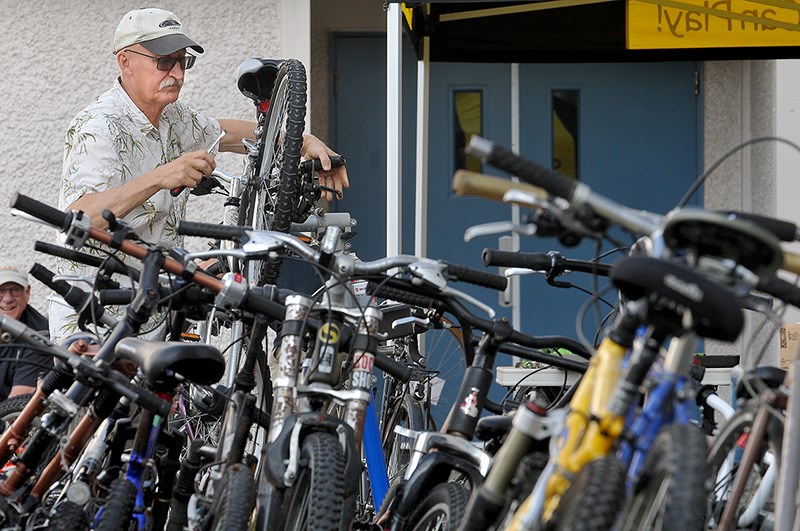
[704,60,800,367]
[0,1,287,312]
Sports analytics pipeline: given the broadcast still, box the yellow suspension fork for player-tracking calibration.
[506,309,641,531]
[541,337,627,521]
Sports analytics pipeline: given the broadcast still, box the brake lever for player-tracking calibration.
[463,221,538,242]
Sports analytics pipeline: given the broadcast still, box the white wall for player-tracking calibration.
[703,59,800,367]
[0,0,311,312]
[776,60,800,326]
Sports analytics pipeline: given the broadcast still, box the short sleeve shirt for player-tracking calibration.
[60,77,221,244]
[50,79,221,342]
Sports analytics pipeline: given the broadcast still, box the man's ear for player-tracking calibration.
[117,51,131,73]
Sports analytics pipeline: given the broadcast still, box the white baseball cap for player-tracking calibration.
[0,266,28,289]
[113,8,204,55]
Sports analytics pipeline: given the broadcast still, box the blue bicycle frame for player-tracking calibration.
[93,403,170,529]
[618,374,695,488]
[364,391,390,509]
[617,333,700,490]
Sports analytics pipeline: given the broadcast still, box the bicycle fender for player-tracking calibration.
[389,451,484,530]
[263,412,360,495]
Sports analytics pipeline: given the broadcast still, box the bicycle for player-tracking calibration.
[366,270,590,531]
[459,136,797,531]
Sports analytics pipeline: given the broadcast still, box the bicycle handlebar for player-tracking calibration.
[177,220,249,242]
[29,263,89,310]
[12,193,71,230]
[466,137,662,236]
[299,154,347,174]
[721,211,800,242]
[442,261,508,291]
[452,169,547,203]
[757,275,800,309]
[466,136,578,201]
[0,314,172,418]
[177,219,508,292]
[482,249,612,277]
[34,241,130,277]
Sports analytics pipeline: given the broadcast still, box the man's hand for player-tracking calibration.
[158,150,216,192]
[301,134,350,202]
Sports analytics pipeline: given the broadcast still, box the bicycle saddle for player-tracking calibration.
[611,255,744,342]
[237,57,282,103]
[114,338,226,387]
[661,209,783,278]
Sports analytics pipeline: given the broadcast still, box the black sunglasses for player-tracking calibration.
[125,49,196,71]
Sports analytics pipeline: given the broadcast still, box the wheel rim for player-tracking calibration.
[413,501,451,531]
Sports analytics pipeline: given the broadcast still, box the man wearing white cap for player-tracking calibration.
[0,266,53,400]
[52,7,348,342]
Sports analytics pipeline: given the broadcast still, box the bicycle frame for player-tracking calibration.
[92,391,179,530]
[507,308,641,529]
[618,333,698,487]
[363,392,390,512]
[542,334,629,519]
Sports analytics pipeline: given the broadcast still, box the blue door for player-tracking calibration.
[513,62,701,340]
[332,35,701,340]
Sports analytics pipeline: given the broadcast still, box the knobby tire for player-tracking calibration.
[280,431,350,531]
[617,423,710,531]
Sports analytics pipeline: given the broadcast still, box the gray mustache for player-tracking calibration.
[159,77,184,90]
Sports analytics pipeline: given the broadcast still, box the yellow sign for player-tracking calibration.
[401,3,415,30]
[627,0,800,49]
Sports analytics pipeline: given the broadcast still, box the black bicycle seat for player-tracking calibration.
[237,57,282,103]
[661,209,783,278]
[611,255,744,342]
[115,337,225,387]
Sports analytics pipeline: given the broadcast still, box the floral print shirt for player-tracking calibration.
[50,78,220,342]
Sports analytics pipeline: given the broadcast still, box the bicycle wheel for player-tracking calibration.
[706,399,782,530]
[47,500,89,531]
[549,455,627,531]
[95,478,137,531]
[179,318,272,458]
[205,463,257,531]
[0,394,34,429]
[0,394,34,470]
[382,393,425,484]
[405,481,469,531]
[238,58,307,286]
[617,423,710,531]
[418,317,467,431]
[280,432,350,531]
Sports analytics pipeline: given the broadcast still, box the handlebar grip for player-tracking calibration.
[784,251,800,276]
[299,154,347,173]
[452,170,547,203]
[34,241,130,276]
[443,262,508,291]
[466,136,578,201]
[98,289,134,306]
[723,211,798,242]
[10,193,70,230]
[373,353,413,382]
[368,283,447,312]
[35,241,103,267]
[242,291,287,321]
[482,249,552,270]
[177,221,248,242]
[170,186,185,197]
[29,262,87,309]
[757,275,800,309]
